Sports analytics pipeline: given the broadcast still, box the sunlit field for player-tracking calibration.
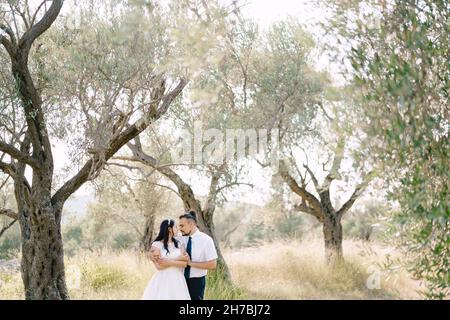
[0,238,421,300]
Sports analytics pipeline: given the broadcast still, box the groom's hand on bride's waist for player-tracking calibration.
[181,252,190,262]
[149,249,160,262]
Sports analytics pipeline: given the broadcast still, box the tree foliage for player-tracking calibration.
[326,0,449,298]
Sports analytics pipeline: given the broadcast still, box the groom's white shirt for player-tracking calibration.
[177,230,218,278]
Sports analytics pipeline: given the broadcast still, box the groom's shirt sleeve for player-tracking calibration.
[205,236,218,261]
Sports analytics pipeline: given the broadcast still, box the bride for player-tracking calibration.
[141,219,191,300]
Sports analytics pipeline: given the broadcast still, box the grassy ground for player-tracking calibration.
[0,238,422,300]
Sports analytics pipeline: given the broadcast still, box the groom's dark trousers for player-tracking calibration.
[186,276,206,300]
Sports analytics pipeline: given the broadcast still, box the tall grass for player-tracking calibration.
[226,238,421,299]
[0,238,422,300]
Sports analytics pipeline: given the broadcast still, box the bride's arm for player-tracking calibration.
[167,260,188,268]
[149,245,169,270]
[154,260,170,270]
[158,258,188,268]
[149,247,159,263]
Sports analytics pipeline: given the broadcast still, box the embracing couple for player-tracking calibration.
[141,211,218,300]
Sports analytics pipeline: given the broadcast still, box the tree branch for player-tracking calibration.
[0,23,15,57]
[30,1,50,27]
[51,124,143,206]
[303,164,320,191]
[0,23,16,45]
[0,161,16,178]
[279,160,324,221]
[293,202,317,215]
[19,0,64,52]
[156,78,188,118]
[0,140,40,169]
[215,181,254,194]
[0,208,19,220]
[0,219,17,238]
[0,34,13,56]
[106,162,142,172]
[222,222,241,241]
[51,78,187,206]
[0,176,10,190]
[2,2,63,170]
[318,101,334,121]
[127,138,187,187]
[322,138,345,190]
[336,173,374,218]
[203,171,222,220]
[147,182,181,198]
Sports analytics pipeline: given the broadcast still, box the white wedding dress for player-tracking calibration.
[141,241,191,300]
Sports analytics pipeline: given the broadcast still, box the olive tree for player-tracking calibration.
[324,0,449,297]
[0,0,187,299]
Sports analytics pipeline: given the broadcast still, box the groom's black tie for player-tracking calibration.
[184,236,192,279]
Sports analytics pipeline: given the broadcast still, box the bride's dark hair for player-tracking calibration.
[153,219,179,255]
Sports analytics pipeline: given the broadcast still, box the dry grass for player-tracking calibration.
[226,238,422,299]
[0,238,422,300]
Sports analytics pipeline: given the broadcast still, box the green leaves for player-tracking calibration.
[326,0,449,298]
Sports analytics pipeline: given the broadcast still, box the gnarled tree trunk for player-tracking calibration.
[200,210,231,282]
[140,212,156,252]
[322,214,343,266]
[20,204,68,300]
[14,161,68,299]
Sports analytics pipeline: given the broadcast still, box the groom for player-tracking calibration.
[177,211,218,300]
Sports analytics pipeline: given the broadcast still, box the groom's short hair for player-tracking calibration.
[179,210,197,224]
